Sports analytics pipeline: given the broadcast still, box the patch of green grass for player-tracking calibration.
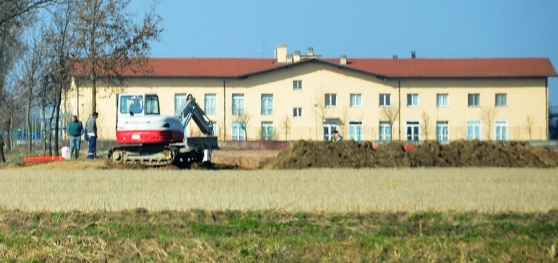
[0,210,556,262]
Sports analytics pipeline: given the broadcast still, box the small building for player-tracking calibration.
[66,45,557,142]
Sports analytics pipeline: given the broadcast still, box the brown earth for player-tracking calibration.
[261,140,558,169]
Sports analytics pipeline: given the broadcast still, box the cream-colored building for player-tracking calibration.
[67,45,557,142]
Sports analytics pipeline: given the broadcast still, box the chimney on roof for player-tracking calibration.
[307,47,314,56]
[286,54,293,63]
[340,54,347,65]
[411,51,416,59]
[276,44,288,63]
[293,50,301,62]
[393,55,398,59]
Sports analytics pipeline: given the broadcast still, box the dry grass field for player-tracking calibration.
[1,149,557,262]
[0,167,556,213]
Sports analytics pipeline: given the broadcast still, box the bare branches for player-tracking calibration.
[71,0,162,112]
[379,105,399,140]
[481,106,497,140]
[0,0,56,27]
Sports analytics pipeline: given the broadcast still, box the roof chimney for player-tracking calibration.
[306,47,314,57]
[340,54,347,65]
[276,44,288,63]
[411,51,416,59]
[293,50,301,62]
[393,55,398,59]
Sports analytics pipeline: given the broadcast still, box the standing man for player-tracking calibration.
[66,115,84,159]
[85,112,98,159]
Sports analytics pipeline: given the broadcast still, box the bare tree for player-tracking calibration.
[19,30,48,154]
[421,110,431,141]
[379,105,400,140]
[281,113,292,141]
[41,0,79,156]
[525,114,534,140]
[72,0,162,112]
[233,113,250,141]
[481,106,497,140]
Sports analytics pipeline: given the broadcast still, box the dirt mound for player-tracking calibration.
[261,140,558,169]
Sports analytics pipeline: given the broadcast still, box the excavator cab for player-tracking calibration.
[119,94,160,116]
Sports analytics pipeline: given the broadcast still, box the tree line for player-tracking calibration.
[0,0,162,162]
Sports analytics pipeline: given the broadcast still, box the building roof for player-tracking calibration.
[120,57,557,79]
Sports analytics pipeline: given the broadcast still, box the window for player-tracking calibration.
[348,121,363,141]
[145,95,160,114]
[379,94,391,107]
[379,122,392,141]
[325,94,337,107]
[436,121,449,142]
[232,94,244,115]
[293,107,303,118]
[495,93,507,107]
[174,94,188,114]
[204,93,216,114]
[468,93,480,107]
[261,94,273,115]
[466,120,481,140]
[293,80,302,90]
[437,94,448,107]
[261,122,273,141]
[407,94,419,107]
[231,121,246,141]
[121,95,144,114]
[350,94,362,107]
[322,120,338,141]
[406,121,420,141]
[495,120,508,141]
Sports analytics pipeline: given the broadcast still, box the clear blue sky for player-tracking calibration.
[132,0,558,105]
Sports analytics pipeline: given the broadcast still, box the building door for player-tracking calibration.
[406,121,420,141]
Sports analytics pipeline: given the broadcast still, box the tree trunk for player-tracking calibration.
[27,96,32,154]
[0,135,5,162]
[54,83,62,156]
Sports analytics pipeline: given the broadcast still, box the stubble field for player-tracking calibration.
[0,146,557,262]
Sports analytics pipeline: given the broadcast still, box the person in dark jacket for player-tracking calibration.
[85,112,98,159]
[66,115,84,159]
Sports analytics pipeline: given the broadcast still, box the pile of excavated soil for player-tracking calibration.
[261,140,558,169]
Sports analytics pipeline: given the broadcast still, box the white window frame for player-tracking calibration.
[261,94,273,115]
[466,120,482,140]
[350,94,362,107]
[468,93,480,107]
[261,121,273,141]
[379,94,391,107]
[293,107,303,118]
[325,93,337,107]
[231,121,246,141]
[407,94,419,107]
[436,121,449,142]
[495,93,507,107]
[293,80,302,90]
[379,121,392,142]
[204,93,217,115]
[209,121,218,136]
[322,120,338,141]
[174,93,188,112]
[406,121,420,141]
[494,120,508,141]
[436,94,449,107]
[232,94,244,115]
[348,121,363,141]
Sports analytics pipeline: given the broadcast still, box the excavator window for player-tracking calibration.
[120,95,143,114]
[145,95,160,115]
